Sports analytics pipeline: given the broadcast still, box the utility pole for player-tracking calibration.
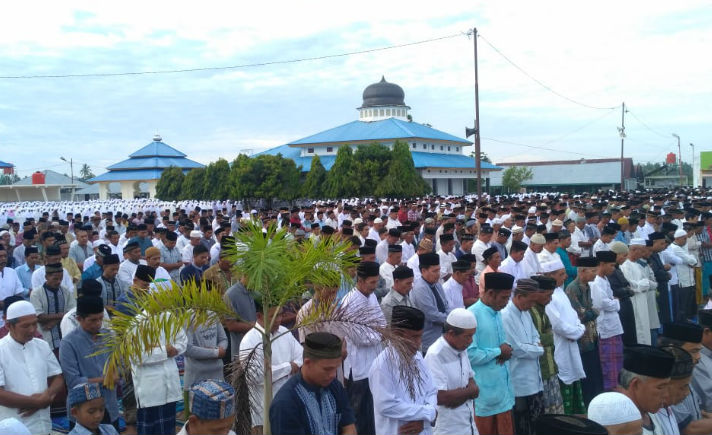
[690,143,695,186]
[60,156,74,200]
[473,27,482,199]
[619,102,626,191]
[672,133,682,186]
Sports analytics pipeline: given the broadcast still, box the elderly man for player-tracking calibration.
[411,253,451,353]
[617,345,675,435]
[68,228,91,270]
[522,234,545,277]
[424,308,479,435]
[587,392,643,435]
[501,278,545,435]
[620,239,655,345]
[370,306,437,435]
[0,301,65,434]
[468,272,515,435]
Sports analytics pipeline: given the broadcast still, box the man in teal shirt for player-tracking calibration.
[556,231,577,288]
[468,271,515,435]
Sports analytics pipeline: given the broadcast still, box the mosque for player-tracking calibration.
[259,77,501,196]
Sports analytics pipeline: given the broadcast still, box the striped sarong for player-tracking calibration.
[598,334,623,391]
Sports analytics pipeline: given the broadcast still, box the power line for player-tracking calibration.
[477,33,618,111]
[482,137,609,158]
[0,33,464,80]
[626,109,670,139]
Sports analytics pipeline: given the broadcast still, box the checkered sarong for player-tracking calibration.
[136,402,176,435]
[598,335,623,391]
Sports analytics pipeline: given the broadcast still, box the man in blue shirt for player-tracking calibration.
[468,271,515,435]
[14,246,40,298]
[80,245,112,283]
[127,224,153,257]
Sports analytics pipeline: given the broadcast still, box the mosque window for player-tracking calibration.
[456,147,459,152]
[412,143,416,149]
[386,109,391,116]
[440,146,444,151]
[380,109,384,116]
[431,145,434,150]
[327,147,333,153]
[448,146,451,151]
[307,148,314,153]
[423,144,426,150]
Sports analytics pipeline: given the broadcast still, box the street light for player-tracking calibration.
[60,156,74,200]
[672,134,682,186]
[690,143,695,187]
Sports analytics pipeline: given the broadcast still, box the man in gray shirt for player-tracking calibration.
[380,265,414,324]
[410,252,450,353]
[68,228,92,270]
[223,280,257,359]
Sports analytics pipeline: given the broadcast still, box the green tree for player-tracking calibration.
[203,158,231,200]
[376,140,431,197]
[502,165,533,192]
[469,150,492,163]
[155,166,185,201]
[323,146,357,198]
[302,155,327,198]
[229,154,300,207]
[181,167,207,200]
[353,143,392,196]
[78,163,95,181]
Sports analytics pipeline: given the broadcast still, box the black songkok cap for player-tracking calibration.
[424,227,436,235]
[45,263,63,274]
[662,321,704,343]
[452,260,470,272]
[364,239,377,248]
[24,246,39,256]
[602,226,617,236]
[661,222,678,233]
[623,345,675,378]
[531,275,556,290]
[439,233,454,243]
[137,224,147,231]
[97,244,112,258]
[341,228,354,236]
[460,233,475,241]
[480,225,493,234]
[78,279,103,297]
[165,231,178,241]
[595,251,617,263]
[123,241,140,253]
[577,257,599,268]
[388,228,402,238]
[387,244,402,253]
[76,296,104,317]
[303,332,342,360]
[534,414,607,435]
[356,261,380,278]
[321,225,335,235]
[46,245,61,256]
[460,253,477,264]
[648,231,666,241]
[135,265,156,282]
[392,265,414,280]
[23,231,35,240]
[103,254,120,265]
[419,253,440,267]
[543,232,559,242]
[498,228,511,237]
[698,309,712,329]
[661,345,695,379]
[391,305,424,331]
[358,246,375,256]
[482,246,499,260]
[484,272,514,291]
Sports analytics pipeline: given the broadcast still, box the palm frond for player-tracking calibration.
[95,280,233,389]
[295,300,424,399]
[227,345,262,435]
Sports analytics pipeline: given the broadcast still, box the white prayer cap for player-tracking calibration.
[551,219,563,226]
[530,233,546,245]
[92,240,105,249]
[674,229,687,238]
[446,308,477,329]
[540,258,564,273]
[630,238,646,246]
[353,218,363,225]
[528,206,536,214]
[0,230,7,237]
[587,392,641,426]
[374,218,383,224]
[511,225,523,234]
[0,418,31,435]
[190,230,203,238]
[5,301,36,320]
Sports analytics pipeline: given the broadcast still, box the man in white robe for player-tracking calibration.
[620,240,654,345]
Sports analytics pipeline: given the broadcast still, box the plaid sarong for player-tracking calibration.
[137,402,177,435]
[598,334,624,391]
[559,380,586,415]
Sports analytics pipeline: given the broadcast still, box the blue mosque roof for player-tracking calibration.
[288,118,472,146]
[89,135,204,183]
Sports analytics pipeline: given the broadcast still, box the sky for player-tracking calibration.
[1,1,710,178]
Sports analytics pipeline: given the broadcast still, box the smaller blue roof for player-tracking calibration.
[257,145,501,172]
[89,168,192,182]
[129,140,187,158]
[0,160,13,168]
[289,118,471,146]
[107,156,204,170]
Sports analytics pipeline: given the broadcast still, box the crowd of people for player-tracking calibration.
[0,191,711,434]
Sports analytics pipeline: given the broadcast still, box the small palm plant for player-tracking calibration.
[97,221,424,435]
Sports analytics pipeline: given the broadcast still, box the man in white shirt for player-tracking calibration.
[424,308,479,435]
[370,306,437,435]
[591,250,624,392]
[620,239,655,345]
[376,228,401,265]
[341,261,385,435]
[0,246,24,327]
[437,234,457,281]
[442,260,471,310]
[239,301,303,434]
[471,226,493,281]
[379,244,402,291]
[571,217,592,258]
[499,241,529,285]
[522,234,546,278]
[502,278,545,435]
[537,233,560,264]
[118,241,144,287]
[0,301,64,434]
[592,226,616,255]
